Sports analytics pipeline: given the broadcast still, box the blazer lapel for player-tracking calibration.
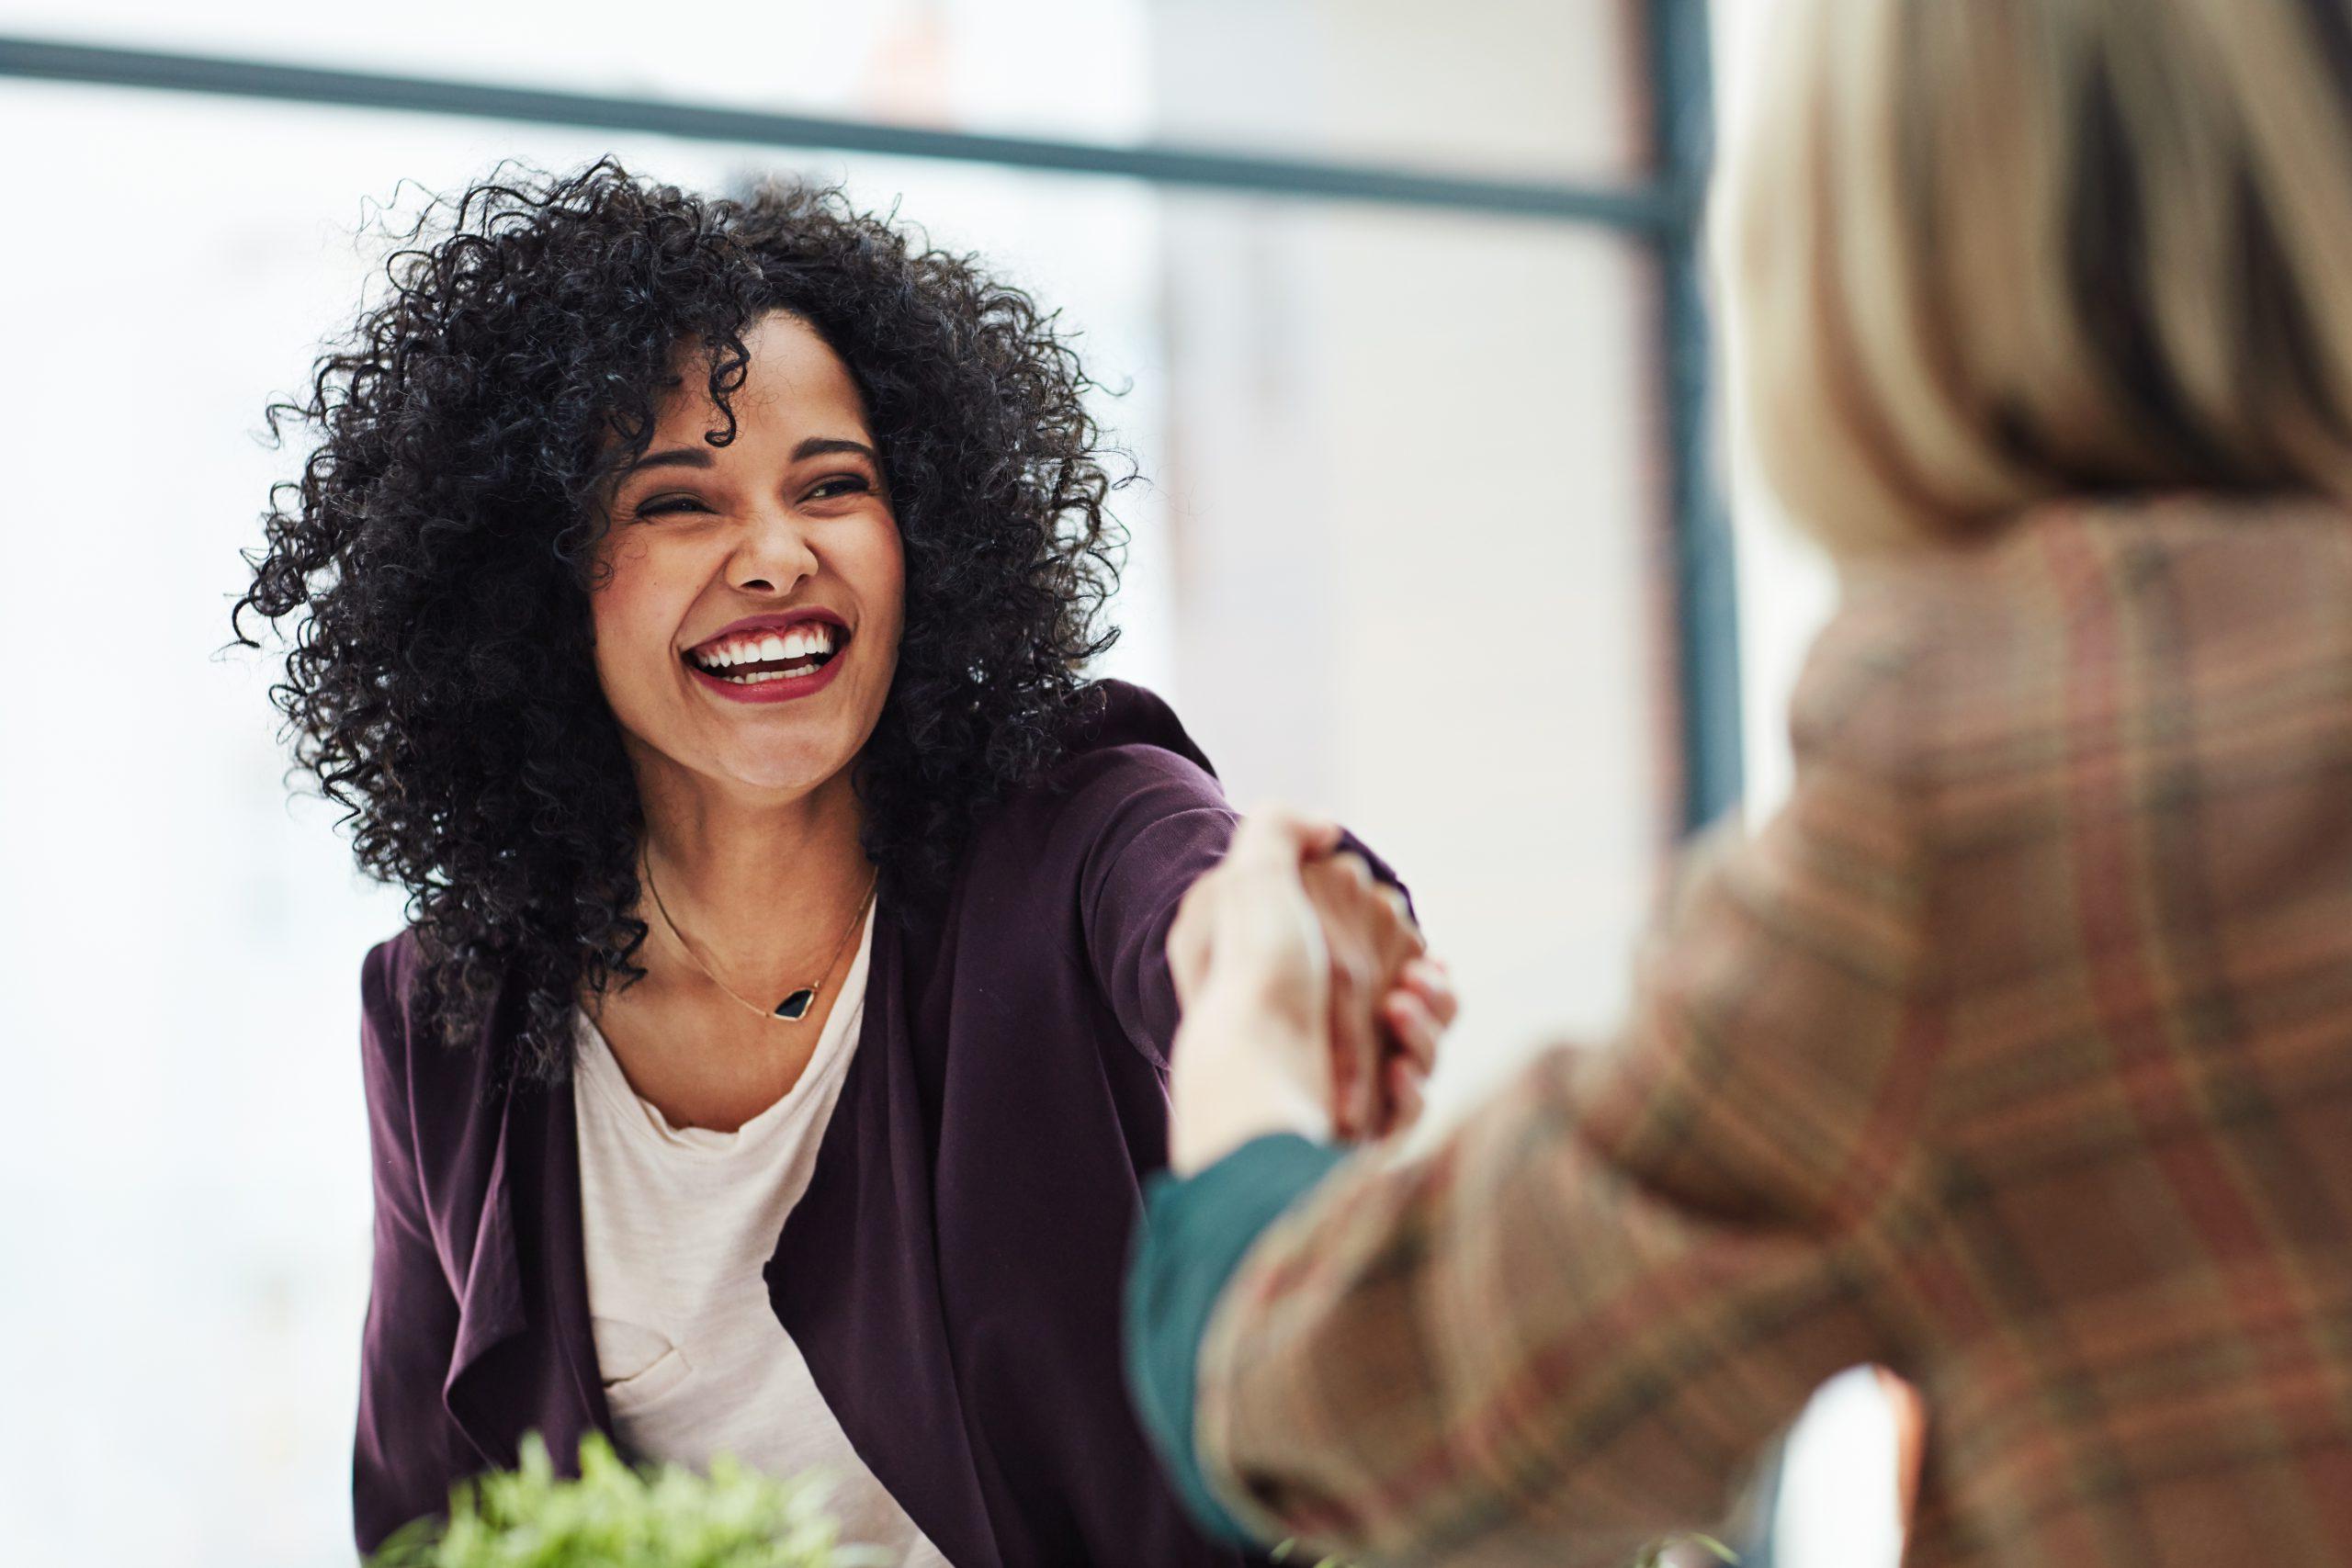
[765,913,1008,1568]
[445,1068,609,1474]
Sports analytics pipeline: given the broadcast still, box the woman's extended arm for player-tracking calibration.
[1132,618,1937,1566]
[1071,739,1427,1139]
[1070,740,1241,1076]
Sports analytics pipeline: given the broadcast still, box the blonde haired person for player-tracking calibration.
[1123,1,2352,1563]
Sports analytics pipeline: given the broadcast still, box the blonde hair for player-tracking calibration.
[1719,0,2352,552]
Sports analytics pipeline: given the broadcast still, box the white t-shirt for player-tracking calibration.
[571,908,949,1567]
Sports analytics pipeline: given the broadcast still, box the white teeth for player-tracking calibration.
[788,625,839,660]
[694,623,842,673]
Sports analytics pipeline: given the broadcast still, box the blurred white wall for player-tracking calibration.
[1152,0,1665,1121]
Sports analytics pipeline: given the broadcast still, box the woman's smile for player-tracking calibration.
[683,609,854,705]
[588,310,906,795]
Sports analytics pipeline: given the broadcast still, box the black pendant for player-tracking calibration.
[773,987,818,1021]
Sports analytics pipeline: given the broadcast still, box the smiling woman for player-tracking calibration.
[238,164,1125,1081]
[232,160,1437,1567]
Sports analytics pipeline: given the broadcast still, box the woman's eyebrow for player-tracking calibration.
[793,436,878,463]
[626,446,712,474]
[624,436,876,474]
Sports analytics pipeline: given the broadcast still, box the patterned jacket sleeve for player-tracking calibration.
[1189,604,1940,1566]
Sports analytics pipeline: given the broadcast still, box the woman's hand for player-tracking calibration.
[1298,852,1447,1141]
[1166,810,1456,1174]
[1374,953,1456,1139]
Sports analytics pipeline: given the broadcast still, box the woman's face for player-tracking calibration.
[591,311,904,802]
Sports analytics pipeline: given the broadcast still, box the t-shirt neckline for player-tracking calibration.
[571,901,876,1157]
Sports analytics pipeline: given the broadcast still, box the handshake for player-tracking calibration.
[1163,811,1456,1176]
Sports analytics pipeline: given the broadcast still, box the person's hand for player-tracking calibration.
[1166,809,1337,1032]
[1165,810,1345,1172]
[1296,853,1451,1140]
[1165,810,1458,1171]
[1374,953,1456,1140]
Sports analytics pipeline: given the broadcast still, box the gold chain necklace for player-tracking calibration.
[640,852,876,1022]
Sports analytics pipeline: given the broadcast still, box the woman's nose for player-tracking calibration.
[729,507,820,595]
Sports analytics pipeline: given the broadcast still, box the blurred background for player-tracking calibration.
[0,2,1877,1562]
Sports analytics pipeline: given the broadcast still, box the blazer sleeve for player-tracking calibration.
[1074,743,1240,1076]
[1179,609,1937,1567]
[1074,743,1408,1078]
[351,938,470,1558]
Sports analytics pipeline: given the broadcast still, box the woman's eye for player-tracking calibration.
[808,475,872,502]
[635,495,710,519]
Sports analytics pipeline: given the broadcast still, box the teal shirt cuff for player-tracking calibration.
[1124,1133,1353,1547]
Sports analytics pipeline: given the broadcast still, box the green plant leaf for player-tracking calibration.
[367,1433,892,1568]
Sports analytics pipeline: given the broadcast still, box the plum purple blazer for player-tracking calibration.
[351,682,1379,1566]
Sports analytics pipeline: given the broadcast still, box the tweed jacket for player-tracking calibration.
[1175,499,2352,1566]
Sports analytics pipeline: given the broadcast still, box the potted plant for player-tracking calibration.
[368,1434,891,1568]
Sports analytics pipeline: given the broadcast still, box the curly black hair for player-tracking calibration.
[237,159,1126,1081]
